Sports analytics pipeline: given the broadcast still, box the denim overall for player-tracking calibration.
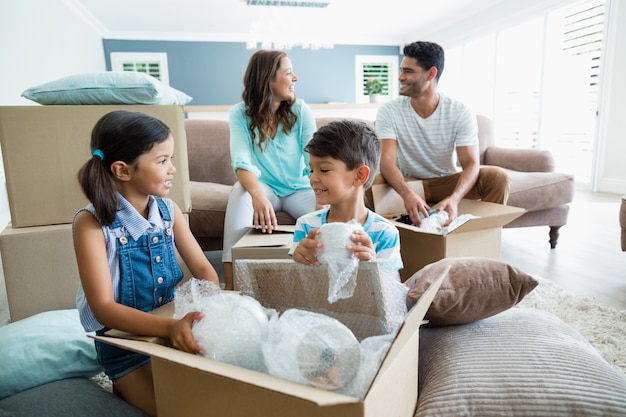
[95,198,183,379]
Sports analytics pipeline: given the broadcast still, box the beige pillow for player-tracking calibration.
[416,308,626,416]
[405,257,538,325]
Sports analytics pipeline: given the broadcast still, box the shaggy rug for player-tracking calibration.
[516,275,626,375]
[91,276,626,391]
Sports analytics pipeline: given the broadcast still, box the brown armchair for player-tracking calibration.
[477,115,575,248]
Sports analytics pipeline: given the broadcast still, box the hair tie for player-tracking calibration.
[92,149,104,160]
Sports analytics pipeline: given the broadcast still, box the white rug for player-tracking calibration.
[517,276,626,375]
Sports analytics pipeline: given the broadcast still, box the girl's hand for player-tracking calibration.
[169,312,204,355]
[347,229,376,261]
[292,229,322,266]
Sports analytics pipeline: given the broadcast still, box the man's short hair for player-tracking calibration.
[403,41,445,81]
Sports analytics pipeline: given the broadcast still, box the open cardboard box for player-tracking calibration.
[231,225,295,261]
[94,265,448,417]
[231,225,295,290]
[370,181,525,281]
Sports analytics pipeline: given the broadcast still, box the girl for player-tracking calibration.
[222,49,317,290]
[73,110,220,416]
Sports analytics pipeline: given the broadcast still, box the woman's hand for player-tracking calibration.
[251,194,278,233]
[346,229,376,261]
[292,229,322,266]
[168,312,204,355]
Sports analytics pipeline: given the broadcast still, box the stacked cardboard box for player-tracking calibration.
[0,105,190,321]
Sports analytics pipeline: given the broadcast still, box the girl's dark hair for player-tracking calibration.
[242,49,297,152]
[305,120,380,189]
[403,41,445,82]
[77,110,171,225]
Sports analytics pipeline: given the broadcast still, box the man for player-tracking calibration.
[376,41,509,227]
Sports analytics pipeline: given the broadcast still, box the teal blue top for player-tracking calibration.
[229,99,316,197]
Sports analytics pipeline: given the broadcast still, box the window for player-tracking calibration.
[355,55,398,103]
[110,52,170,84]
[440,0,605,184]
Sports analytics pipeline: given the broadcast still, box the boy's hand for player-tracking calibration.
[347,229,376,261]
[292,229,322,266]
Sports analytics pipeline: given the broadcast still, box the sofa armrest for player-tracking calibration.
[484,146,555,172]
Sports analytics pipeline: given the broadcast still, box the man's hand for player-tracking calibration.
[434,196,459,226]
[292,229,322,266]
[403,190,432,226]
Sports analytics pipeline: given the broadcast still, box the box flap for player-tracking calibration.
[93,334,360,406]
[387,199,525,236]
[233,227,294,248]
[445,200,525,234]
[371,180,424,217]
[374,264,449,376]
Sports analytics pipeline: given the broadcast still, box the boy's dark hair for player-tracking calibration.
[403,41,445,82]
[305,120,380,189]
[77,110,171,225]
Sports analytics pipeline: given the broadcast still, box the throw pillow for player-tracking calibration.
[416,308,626,416]
[405,257,537,325]
[21,71,192,105]
[0,309,101,399]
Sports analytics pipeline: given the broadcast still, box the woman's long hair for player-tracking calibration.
[242,49,297,152]
[77,110,171,225]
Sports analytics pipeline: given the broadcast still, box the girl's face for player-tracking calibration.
[309,154,359,206]
[270,57,298,103]
[129,134,176,198]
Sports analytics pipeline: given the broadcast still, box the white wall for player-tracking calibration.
[410,0,626,195]
[0,0,106,227]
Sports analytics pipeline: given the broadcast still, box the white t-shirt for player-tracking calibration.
[376,93,477,179]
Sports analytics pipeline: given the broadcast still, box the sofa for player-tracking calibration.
[185,115,575,251]
[186,117,373,252]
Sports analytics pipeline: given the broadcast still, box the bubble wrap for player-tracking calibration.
[263,309,361,390]
[173,278,274,372]
[234,259,408,340]
[318,221,363,303]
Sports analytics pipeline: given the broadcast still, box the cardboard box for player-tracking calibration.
[370,182,525,281]
[0,223,192,322]
[0,223,78,321]
[0,105,191,228]
[95,263,448,417]
[231,226,295,290]
[231,225,295,261]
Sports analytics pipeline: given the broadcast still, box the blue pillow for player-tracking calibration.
[21,71,192,105]
[0,309,101,399]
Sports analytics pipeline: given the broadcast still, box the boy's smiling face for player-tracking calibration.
[309,155,360,206]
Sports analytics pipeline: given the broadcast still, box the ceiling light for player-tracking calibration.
[245,0,330,8]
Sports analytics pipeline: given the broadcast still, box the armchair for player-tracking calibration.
[477,115,575,248]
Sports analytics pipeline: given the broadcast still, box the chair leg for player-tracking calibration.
[549,226,562,249]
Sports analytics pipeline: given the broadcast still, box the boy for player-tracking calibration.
[289,120,403,272]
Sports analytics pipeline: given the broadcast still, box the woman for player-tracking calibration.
[222,49,317,290]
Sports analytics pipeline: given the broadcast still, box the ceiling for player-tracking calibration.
[65,0,508,46]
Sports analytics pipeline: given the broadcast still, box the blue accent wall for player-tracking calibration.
[103,40,400,105]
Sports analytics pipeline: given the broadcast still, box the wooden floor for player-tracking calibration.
[500,186,626,311]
